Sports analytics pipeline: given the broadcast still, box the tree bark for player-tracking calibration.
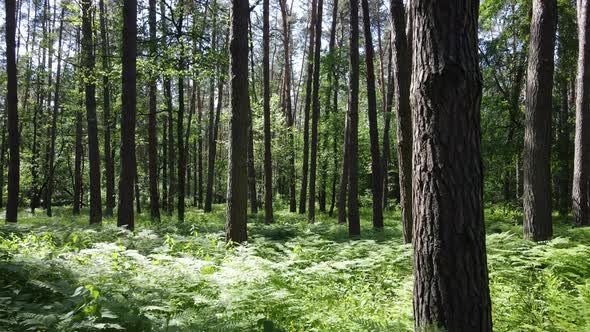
[308,0,323,223]
[226,0,249,243]
[347,0,360,237]
[82,0,102,225]
[117,0,137,230]
[262,0,273,222]
[5,0,19,223]
[523,0,556,240]
[389,0,412,242]
[148,0,161,221]
[410,0,492,329]
[573,0,590,226]
[299,0,317,214]
[46,6,65,217]
[205,3,219,213]
[361,0,383,229]
[99,0,115,217]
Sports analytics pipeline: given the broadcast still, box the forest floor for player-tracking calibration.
[1,205,589,331]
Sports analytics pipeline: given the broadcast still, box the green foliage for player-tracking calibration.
[1,207,589,331]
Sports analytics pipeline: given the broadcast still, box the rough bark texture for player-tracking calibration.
[82,0,102,225]
[390,0,412,243]
[148,0,161,221]
[308,0,323,223]
[347,0,360,237]
[5,0,19,223]
[523,0,556,240]
[361,0,383,229]
[226,0,249,243]
[262,0,274,223]
[410,0,492,330]
[299,0,317,214]
[99,0,115,217]
[117,0,137,230]
[573,0,590,226]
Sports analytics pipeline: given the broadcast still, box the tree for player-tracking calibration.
[262,0,273,223]
[523,0,556,240]
[99,0,115,217]
[5,0,19,223]
[308,0,323,223]
[410,0,492,329]
[573,0,590,226]
[299,0,317,214]
[117,0,137,230]
[148,0,161,221]
[81,0,102,225]
[205,1,219,213]
[389,0,412,243]
[347,0,360,237]
[226,0,249,243]
[360,0,383,229]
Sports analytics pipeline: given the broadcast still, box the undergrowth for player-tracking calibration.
[0,206,589,331]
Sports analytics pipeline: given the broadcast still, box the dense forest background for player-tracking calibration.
[1,0,590,330]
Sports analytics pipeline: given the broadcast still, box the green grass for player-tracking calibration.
[1,205,589,331]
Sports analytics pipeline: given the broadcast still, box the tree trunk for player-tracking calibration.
[148,0,160,221]
[390,0,412,242]
[197,88,204,208]
[523,0,556,240]
[556,80,570,216]
[73,100,83,215]
[161,0,175,215]
[0,117,6,209]
[99,0,115,217]
[410,0,492,329]
[347,0,360,237]
[117,0,137,230]
[361,0,383,229]
[247,102,258,215]
[46,6,65,217]
[299,0,317,214]
[82,0,102,225]
[262,0,273,222]
[308,0,323,223]
[573,0,590,226]
[5,0,19,223]
[226,0,249,243]
[162,116,169,211]
[205,4,218,213]
[338,114,350,224]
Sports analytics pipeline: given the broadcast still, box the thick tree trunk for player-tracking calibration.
[226,0,249,243]
[308,0,323,223]
[573,0,590,226]
[523,0,556,240]
[5,0,19,223]
[99,0,115,217]
[410,0,492,329]
[46,6,65,217]
[390,0,412,243]
[361,0,383,229]
[262,0,273,222]
[82,0,102,225]
[117,0,137,230]
[299,0,317,214]
[347,0,360,237]
[148,0,160,221]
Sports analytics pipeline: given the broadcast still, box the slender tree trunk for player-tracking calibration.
[0,117,6,209]
[347,0,360,237]
[5,0,19,223]
[523,0,556,240]
[46,6,65,217]
[299,0,317,214]
[308,0,323,223]
[338,114,351,224]
[261,0,272,222]
[226,0,249,243]
[197,88,204,208]
[410,0,492,329]
[178,72,186,221]
[162,117,169,211]
[82,0,102,225]
[361,0,383,228]
[148,0,160,221]
[573,0,590,226]
[99,0,115,217]
[161,0,175,215]
[73,102,83,215]
[390,0,412,242]
[117,0,137,230]
[556,80,570,216]
[205,4,218,213]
